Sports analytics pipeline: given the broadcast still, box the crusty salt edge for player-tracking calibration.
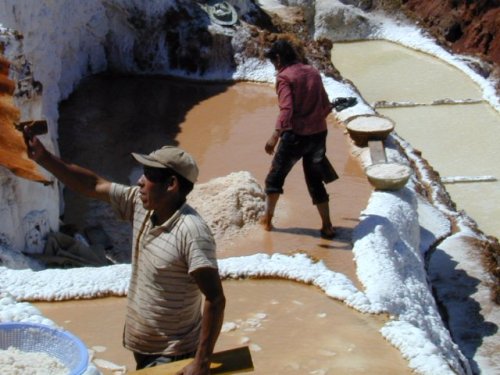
[218,253,382,313]
[0,254,382,314]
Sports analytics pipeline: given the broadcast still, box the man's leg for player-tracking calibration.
[261,133,301,231]
[260,193,280,231]
[303,131,335,238]
[316,201,335,239]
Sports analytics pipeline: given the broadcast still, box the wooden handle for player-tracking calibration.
[129,346,254,374]
[15,120,48,135]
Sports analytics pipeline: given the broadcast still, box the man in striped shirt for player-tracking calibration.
[24,131,226,374]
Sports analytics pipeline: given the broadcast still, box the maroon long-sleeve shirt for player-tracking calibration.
[274,63,332,135]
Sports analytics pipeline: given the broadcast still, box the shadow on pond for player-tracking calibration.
[56,73,234,264]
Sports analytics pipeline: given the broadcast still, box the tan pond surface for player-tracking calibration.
[332,40,500,241]
[35,77,412,374]
[331,40,483,104]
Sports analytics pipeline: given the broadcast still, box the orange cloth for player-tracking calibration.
[0,56,49,183]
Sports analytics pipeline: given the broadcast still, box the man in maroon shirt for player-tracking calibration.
[260,39,336,239]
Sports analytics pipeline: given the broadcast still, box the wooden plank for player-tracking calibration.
[14,120,48,135]
[368,140,387,164]
[441,175,497,184]
[129,346,254,375]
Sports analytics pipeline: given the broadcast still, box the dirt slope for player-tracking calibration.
[400,0,499,81]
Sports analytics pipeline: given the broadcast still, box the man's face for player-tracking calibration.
[137,167,171,210]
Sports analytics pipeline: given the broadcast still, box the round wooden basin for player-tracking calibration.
[345,114,395,147]
[365,162,412,190]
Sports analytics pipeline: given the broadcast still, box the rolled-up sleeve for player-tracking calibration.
[109,183,138,222]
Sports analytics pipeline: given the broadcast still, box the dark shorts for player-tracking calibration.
[265,130,329,205]
[134,351,196,370]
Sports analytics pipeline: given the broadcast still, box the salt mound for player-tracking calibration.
[367,163,411,179]
[365,163,412,190]
[189,171,265,241]
[0,347,69,374]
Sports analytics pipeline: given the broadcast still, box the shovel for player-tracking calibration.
[129,346,254,375]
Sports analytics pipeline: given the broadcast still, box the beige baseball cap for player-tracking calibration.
[132,146,199,183]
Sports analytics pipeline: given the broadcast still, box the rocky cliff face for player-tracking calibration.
[400,0,499,81]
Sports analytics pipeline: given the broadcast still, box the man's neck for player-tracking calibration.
[151,199,185,226]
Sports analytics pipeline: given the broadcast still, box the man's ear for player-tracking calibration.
[166,175,179,192]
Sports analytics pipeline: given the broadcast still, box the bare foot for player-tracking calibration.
[259,215,273,231]
[320,226,336,239]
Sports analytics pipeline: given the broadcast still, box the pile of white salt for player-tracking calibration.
[364,162,412,190]
[366,163,412,179]
[346,115,395,132]
[0,346,69,375]
[189,171,265,242]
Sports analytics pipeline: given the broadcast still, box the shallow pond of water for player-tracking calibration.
[331,40,483,104]
[332,40,500,241]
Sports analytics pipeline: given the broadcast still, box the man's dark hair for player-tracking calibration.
[264,40,299,67]
[174,172,194,196]
[165,169,194,197]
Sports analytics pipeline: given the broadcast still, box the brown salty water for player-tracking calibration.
[36,76,412,374]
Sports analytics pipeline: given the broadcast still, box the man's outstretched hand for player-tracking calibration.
[23,126,47,163]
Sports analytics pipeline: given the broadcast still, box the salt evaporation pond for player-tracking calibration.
[332,40,500,241]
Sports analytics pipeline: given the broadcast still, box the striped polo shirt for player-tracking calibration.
[109,183,218,355]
